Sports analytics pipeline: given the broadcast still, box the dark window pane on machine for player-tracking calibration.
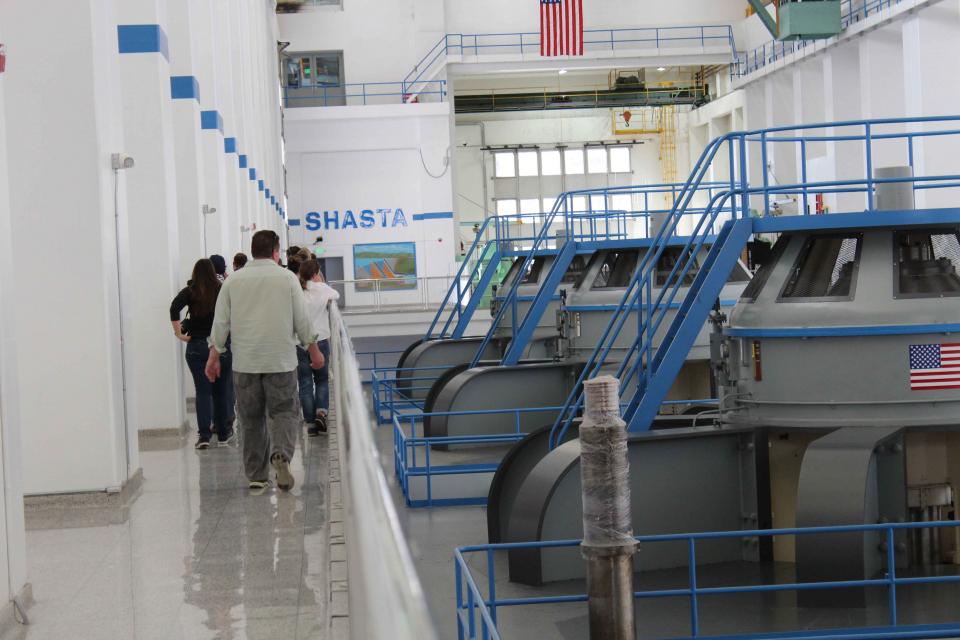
[895,229,960,297]
[741,234,791,301]
[592,250,639,289]
[561,254,588,284]
[655,247,700,287]
[505,256,544,287]
[781,234,861,299]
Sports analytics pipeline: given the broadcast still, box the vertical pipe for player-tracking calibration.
[761,132,770,216]
[580,376,637,640]
[801,140,809,215]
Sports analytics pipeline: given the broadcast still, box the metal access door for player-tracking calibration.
[283,51,345,107]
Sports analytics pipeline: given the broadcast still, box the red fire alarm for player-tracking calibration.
[0,44,6,74]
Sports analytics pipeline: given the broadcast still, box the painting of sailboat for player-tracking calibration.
[352,242,417,291]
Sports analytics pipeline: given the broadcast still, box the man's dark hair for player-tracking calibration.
[251,230,280,259]
[233,253,248,270]
[209,254,227,276]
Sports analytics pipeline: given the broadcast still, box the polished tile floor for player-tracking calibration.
[5,429,329,640]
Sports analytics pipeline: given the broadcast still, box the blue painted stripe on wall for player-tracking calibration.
[224,137,237,153]
[412,211,454,221]
[289,219,301,227]
[239,155,248,169]
[118,25,169,60]
[249,168,256,181]
[271,196,276,205]
[258,180,264,191]
[170,76,200,101]
[265,188,271,199]
[200,110,224,133]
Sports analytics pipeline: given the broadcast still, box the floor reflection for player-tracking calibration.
[8,425,329,640]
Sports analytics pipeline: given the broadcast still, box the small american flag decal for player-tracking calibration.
[909,343,960,390]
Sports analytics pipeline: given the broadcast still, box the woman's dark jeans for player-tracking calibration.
[185,339,233,440]
[297,340,330,422]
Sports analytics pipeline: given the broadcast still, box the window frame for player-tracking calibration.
[776,232,864,303]
[609,146,632,174]
[892,227,960,300]
[740,234,791,302]
[494,151,517,178]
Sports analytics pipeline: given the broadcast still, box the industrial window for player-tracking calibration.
[592,250,639,289]
[740,234,791,302]
[504,257,545,287]
[655,247,700,287]
[587,147,608,174]
[495,199,518,217]
[564,149,585,175]
[590,194,607,213]
[561,255,589,284]
[543,197,557,214]
[779,234,862,300]
[519,198,541,214]
[517,151,539,177]
[541,150,562,176]
[894,228,960,298]
[494,153,516,178]
[609,147,632,173]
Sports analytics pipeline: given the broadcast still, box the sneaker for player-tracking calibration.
[195,438,211,450]
[217,429,235,446]
[315,413,328,433]
[271,453,295,491]
[248,479,270,495]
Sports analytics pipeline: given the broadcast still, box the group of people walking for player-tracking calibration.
[169,230,340,493]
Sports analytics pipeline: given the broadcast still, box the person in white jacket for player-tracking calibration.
[297,259,341,436]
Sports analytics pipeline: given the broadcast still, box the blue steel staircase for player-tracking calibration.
[550,136,751,445]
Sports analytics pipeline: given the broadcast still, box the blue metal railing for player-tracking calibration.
[734,0,906,77]
[548,115,960,446]
[282,80,446,108]
[403,25,738,102]
[426,216,502,341]
[455,521,960,640]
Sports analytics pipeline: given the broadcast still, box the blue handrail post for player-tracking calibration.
[487,549,498,625]
[701,25,705,47]
[739,135,750,220]
[886,526,898,626]
[611,29,615,51]
[455,559,465,640]
[761,131,770,216]
[323,85,327,106]
[801,139,809,215]
[865,122,875,210]
[362,83,367,106]
[688,538,700,637]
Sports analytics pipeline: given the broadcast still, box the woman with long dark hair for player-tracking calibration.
[170,258,234,449]
[297,259,339,436]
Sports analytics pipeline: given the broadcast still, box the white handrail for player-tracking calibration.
[329,303,437,640]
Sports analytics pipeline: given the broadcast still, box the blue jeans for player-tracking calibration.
[185,340,233,440]
[297,340,330,422]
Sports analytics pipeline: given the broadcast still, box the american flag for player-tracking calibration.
[909,343,960,390]
[540,0,584,57]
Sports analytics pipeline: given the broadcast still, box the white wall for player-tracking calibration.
[722,1,960,216]
[446,0,746,35]
[285,104,457,307]
[278,0,446,86]
[0,10,30,611]
[279,0,746,85]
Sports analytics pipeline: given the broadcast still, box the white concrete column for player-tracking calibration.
[2,0,139,494]
[193,0,230,256]
[823,42,865,214]
[0,9,29,608]
[212,0,242,256]
[168,0,208,280]
[860,25,906,171]
[902,2,960,209]
[764,68,798,214]
[116,5,186,438]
